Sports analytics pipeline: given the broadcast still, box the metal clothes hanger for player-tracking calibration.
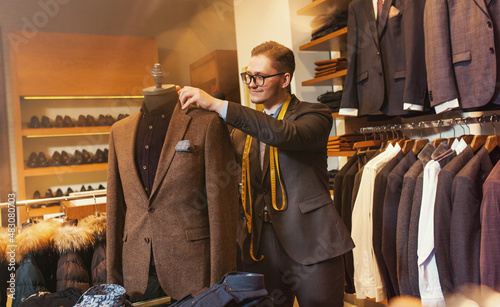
[470,116,488,152]
[432,120,447,147]
[485,115,499,154]
[412,122,429,155]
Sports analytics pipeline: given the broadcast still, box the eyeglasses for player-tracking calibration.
[240,72,285,86]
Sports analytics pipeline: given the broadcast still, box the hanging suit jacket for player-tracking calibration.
[340,0,427,116]
[480,160,500,291]
[424,0,500,110]
[433,146,474,294]
[227,95,354,266]
[106,102,238,300]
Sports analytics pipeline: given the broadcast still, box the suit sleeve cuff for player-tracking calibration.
[338,108,358,116]
[434,98,459,114]
[403,103,424,111]
[219,100,228,121]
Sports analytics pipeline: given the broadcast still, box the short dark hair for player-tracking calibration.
[251,41,295,81]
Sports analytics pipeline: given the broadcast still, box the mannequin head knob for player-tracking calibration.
[151,63,164,89]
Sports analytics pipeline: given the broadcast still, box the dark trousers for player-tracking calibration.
[241,222,345,307]
[128,265,171,306]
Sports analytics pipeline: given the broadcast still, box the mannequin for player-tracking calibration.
[106,64,238,302]
[142,64,177,113]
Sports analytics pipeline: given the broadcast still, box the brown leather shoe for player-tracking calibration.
[77,115,86,127]
[82,149,94,164]
[27,152,38,168]
[94,149,105,163]
[54,115,64,127]
[37,152,48,167]
[63,115,74,127]
[50,151,61,166]
[60,150,74,165]
[73,150,83,165]
[28,116,40,128]
[86,115,96,126]
[41,116,53,128]
[65,187,74,196]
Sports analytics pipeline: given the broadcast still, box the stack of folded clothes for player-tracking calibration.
[314,57,347,78]
[318,90,343,113]
[311,9,348,40]
[327,133,371,153]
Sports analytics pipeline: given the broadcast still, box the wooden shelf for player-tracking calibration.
[297,0,351,15]
[327,150,356,157]
[303,69,347,86]
[300,27,347,52]
[24,163,108,177]
[22,125,111,137]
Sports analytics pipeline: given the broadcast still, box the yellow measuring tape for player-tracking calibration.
[241,94,291,261]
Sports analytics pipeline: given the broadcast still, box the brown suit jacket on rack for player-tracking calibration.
[106,102,238,300]
[424,0,500,110]
[228,95,354,265]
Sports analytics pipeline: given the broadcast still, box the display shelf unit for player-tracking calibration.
[300,27,347,52]
[10,31,158,223]
[327,151,356,157]
[302,69,347,86]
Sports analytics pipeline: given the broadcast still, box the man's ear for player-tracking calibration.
[281,73,291,89]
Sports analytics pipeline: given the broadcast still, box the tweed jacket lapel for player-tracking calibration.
[473,0,490,14]
[261,96,299,184]
[121,111,150,201]
[362,0,380,49]
[149,101,191,199]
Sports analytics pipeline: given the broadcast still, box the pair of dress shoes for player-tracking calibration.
[28,114,124,128]
[80,184,106,192]
[31,188,65,208]
[27,152,49,168]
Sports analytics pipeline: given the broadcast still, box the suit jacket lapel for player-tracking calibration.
[123,112,150,201]
[149,102,191,199]
[377,0,393,37]
[473,0,490,15]
[362,0,380,49]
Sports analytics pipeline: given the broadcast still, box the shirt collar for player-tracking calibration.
[140,101,173,117]
[264,101,286,119]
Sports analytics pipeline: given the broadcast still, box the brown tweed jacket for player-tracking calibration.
[106,102,238,300]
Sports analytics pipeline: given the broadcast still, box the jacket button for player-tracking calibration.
[490,47,495,54]
[144,237,150,243]
[487,21,492,28]
[148,207,155,213]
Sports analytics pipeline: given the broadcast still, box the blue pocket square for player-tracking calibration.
[175,140,195,152]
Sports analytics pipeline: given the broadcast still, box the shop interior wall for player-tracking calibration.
[0,0,238,196]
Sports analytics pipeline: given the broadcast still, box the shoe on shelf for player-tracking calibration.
[63,115,74,127]
[41,116,53,128]
[104,148,109,162]
[98,184,106,190]
[97,114,107,126]
[55,188,64,197]
[27,152,38,168]
[65,187,74,196]
[50,151,61,166]
[37,152,49,167]
[80,185,86,192]
[28,116,40,128]
[82,149,94,164]
[54,115,64,128]
[117,114,129,121]
[105,115,115,126]
[77,115,86,127]
[87,185,94,191]
[94,149,105,163]
[60,150,74,165]
[33,190,41,199]
[73,150,83,165]
[86,115,96,126]
[44,189,54,198]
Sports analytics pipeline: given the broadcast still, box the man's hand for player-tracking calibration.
[179,86,225,114]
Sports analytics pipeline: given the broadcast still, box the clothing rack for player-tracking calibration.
[358,114,498,134]
[0,190,107,209]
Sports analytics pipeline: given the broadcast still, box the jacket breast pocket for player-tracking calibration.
[298,193,333,214]
[185,226,210,241]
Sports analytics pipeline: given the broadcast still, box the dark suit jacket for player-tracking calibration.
[480,159,500,291]
[450,148,496,288]
[341,0,427,116]
[106,102,238,299]
[227,95,354,265]
[372,150,404,299]
[433,146,474,294]
[396,143,434,297]
[424,0,500,109]
[382,150,416,297]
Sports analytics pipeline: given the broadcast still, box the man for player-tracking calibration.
[179,41,354,307]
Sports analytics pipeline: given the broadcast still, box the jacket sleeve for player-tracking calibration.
[339,2,360,116]
[424,0,459,109]
[106,127,126,285]
[225,100,332,152]
[205,116,239,284]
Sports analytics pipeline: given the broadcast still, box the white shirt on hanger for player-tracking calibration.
[352,143,401,302]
